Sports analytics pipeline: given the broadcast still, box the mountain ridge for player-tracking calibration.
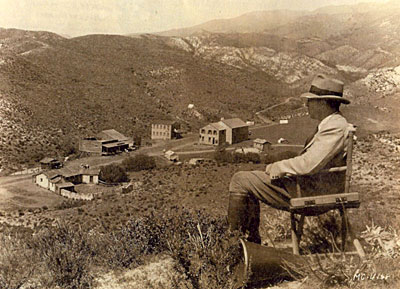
[1,0,400,171]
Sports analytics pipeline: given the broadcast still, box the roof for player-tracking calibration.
[254,138,271,144]
[201,122,226,131]
[165,150,176,156]
[99,129,128,141]
[43,170,61,179]
[79,168,100,175]
[56,182,75,188]
[55,167,79,178]
[40,157,59,164]
[103,141,128,148]
[219,118,248,129]
[49,176,62,184]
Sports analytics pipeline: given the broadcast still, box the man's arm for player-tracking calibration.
[266,123,347,179]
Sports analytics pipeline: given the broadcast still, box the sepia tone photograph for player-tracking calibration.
[0,0,399,288]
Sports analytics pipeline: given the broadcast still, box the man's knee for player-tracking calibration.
[230,171,251,186]
[229,171,253,193]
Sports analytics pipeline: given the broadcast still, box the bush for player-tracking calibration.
[215,149,260,164]
[0,232,35,289]
[99,164,128,183]
[214,148,233,163]
[1,210,243,289]
[122,154,156,172]
[31,222,95,289]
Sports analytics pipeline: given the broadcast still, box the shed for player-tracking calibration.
[165,150,179,162]
[39,157,62,170]
[55,182,75,194]
[79,168,100,184]
[253,138,272,151]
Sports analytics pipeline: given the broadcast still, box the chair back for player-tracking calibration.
[344,126,356,194]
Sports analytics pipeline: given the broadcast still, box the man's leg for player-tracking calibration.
[228,171,292,243]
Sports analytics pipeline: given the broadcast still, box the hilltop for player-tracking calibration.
[1,0,400,171]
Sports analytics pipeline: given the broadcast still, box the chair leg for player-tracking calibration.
[339,208,347,252]
[291,213,299,255]
[291,213,305,255]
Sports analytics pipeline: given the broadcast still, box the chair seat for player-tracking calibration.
[290,192,360,216]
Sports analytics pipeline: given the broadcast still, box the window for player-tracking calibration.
[214,130,217,135]
[208,130,212,134]
[201,129,205,134]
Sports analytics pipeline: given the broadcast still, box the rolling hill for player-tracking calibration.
[0,29,298,171]
[1,0,400,172]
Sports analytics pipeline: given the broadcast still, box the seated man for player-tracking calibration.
[228,74,352,244]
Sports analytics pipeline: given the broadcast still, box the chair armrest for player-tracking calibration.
[290,192,360,212]
[319,166,347,173]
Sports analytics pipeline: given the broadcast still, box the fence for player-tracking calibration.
[11,167,41,176]
[60,189,94,201]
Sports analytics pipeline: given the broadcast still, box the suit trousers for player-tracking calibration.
[229,171,297,211]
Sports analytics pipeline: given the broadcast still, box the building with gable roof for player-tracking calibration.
[199,122,226,146]
[96,129,129,142]
[33,166,100,194]
[253,138,272,152]
[218,118,249,145]
[199,118,249,146]
[39,157,62,170]
[79,129,131,155]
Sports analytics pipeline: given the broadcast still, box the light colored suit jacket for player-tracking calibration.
[267,112,353,196]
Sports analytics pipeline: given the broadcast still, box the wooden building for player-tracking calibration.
[219,118,249,145]
[199,122,226,146]
[151,120,180,140]
[253,138,271,152]
[33,167,99,194]
[39,157,62,170]
[79,129,131,155]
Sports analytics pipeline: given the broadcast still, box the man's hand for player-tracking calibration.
[265,163,284,179]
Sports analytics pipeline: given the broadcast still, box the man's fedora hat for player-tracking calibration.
[300,74,350,104]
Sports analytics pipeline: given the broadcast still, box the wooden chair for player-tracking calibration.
[289,127,360,255]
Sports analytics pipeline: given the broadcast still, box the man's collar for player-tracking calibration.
[318,111,341,130]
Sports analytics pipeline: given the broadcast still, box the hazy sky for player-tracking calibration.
[0,0,390,37]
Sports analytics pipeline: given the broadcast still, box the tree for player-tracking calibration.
[99,164,128,183]
[122,154,156,172]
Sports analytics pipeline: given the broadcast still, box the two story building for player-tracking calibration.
[199,118,249,146]
[199,122,226,146]
[151,120,180,140]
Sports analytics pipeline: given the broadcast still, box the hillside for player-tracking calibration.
[2,0,400,171]
[0,29,301,171]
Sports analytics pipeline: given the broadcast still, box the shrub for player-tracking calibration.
[122,154,156,172]
[215,149,260,164]
[95,214,166,269]
[31,222,95,289]
[1,210,244,289]
[0,232,35,289]
[99,164,128,183]
[214,148,233,163]
[162,209,243,289]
